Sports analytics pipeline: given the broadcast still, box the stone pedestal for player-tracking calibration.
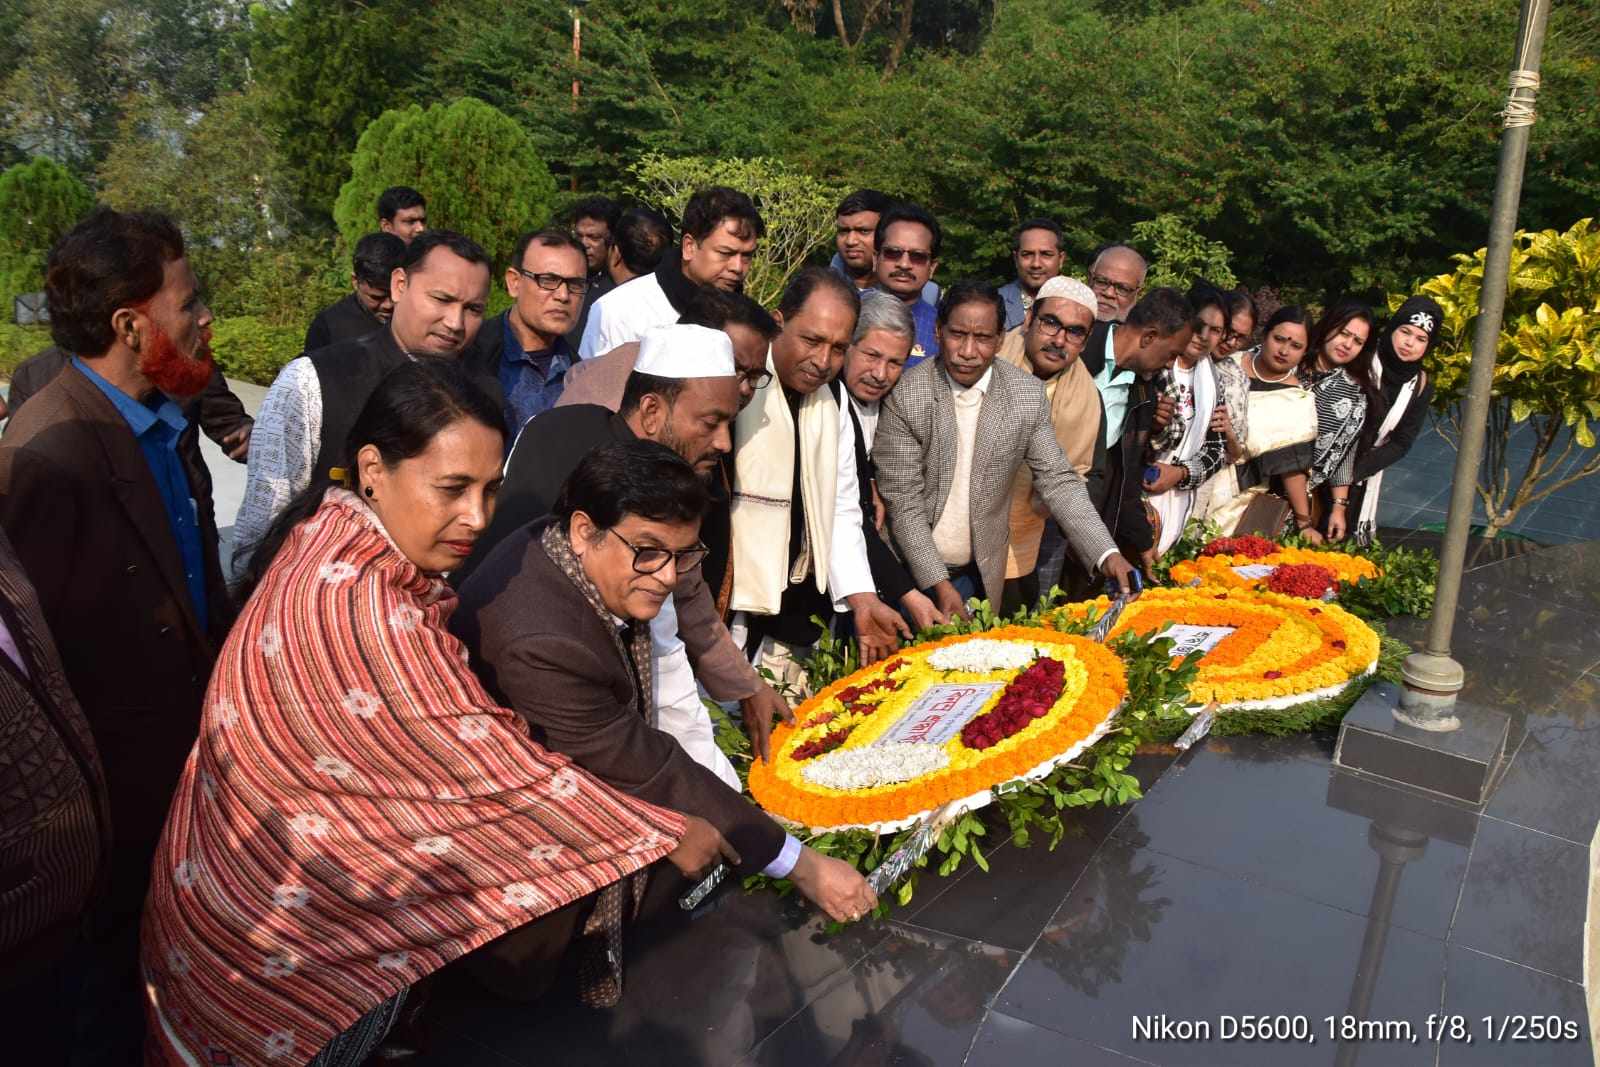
[1333,682,1510,805]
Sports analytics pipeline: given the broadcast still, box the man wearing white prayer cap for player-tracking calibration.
[456,321,794,787]
[996,275,1108,604]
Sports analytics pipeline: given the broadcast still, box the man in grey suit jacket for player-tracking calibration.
[873,281,1137,620]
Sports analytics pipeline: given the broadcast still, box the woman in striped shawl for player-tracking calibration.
[142,362,725,1066]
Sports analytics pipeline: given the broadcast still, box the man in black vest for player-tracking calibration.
[301,231,407,352]
[230,230,499,581]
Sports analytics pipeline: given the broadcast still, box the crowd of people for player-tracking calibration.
[0,182,1442,1065]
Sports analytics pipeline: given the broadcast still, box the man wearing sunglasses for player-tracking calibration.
[470,228,589,438]
[871,201,943,366]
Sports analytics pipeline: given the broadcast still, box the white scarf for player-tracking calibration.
[1150,357,1217,554]
[729,349,839,615]
[1355,363,1418,536]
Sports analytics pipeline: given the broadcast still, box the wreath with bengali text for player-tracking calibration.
[1169,535,1381,599]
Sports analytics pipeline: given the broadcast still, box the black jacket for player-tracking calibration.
[1353,374,1433,483]
[303,292,383,353]
[1081,321,1158,556]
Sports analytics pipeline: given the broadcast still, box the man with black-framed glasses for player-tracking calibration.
[871,201,943,365]
[1086,244,1148,323]
[470,228,589,439]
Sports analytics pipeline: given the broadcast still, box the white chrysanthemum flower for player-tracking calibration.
[172,859,201,889]
[166,947,191,976]
[263,1031,296,1059]
[262,953,298,978]
[288,812,331,837]
[413,835,453,856]
[377,951,410,971]
[800,743,950,791]
[455,715,493,742]
[926,639,1039,673]
[312,756,354,779]
[546,769,580,800]
[272,884,311,909]
[526,843,564,862]
[501,882,544,909]
[258,623,284,657]
[342,689,381,719]
[317,561,358,584]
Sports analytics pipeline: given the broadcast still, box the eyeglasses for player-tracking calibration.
[1223,329,1252,347]
[1089,273,1140,300]
[607,529,708,575]
[879,246,933,267]
[738,367,773,389]
[1035,313,1091,341]
[515,268,588,296]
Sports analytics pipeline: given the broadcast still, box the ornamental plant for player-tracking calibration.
[628,154,842,308]
[1419,217,1600,538]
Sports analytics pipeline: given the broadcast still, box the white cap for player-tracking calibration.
[1036,276,1098,317]
[634,323,737,378]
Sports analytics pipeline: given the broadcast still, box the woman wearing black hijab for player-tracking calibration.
[1349,295,1443,543]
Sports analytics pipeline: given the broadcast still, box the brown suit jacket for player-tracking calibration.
[0,363,231,922]
[0,525,110,983]
[555,341,639,412]
[450,519,786,875]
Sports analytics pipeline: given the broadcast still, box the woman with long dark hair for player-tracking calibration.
[1348,296,1443,543]
[142,362,720,1066]
[1299,300,1380,540]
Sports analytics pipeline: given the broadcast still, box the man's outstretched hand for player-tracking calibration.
[741,683,793,763]
[847,593,912,664]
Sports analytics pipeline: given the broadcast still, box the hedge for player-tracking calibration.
[0,318,302,388]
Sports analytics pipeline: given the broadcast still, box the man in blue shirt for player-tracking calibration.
[0,207,230,1065]
[871,201,943,366]
[475,229,588,438]
[998,218,1066,331]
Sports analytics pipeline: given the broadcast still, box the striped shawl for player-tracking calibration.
[141,490,684,1066]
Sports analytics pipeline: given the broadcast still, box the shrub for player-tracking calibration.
[1131,215,1238,291]
[333,98,559,264]
[210,316,306,387]
[0,157,93,258]
[0,322,49,378]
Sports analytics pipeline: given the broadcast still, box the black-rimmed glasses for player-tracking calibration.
[880,246,933,266]
[607,529,708,574]
[1036,313,1091,341]
[515,267,588,296]
[1089,272,1139,299]
[738,367,774,389]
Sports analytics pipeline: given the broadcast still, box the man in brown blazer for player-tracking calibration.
[0,208,231,1063]
[0,526,111,1066]
[451,441,875,999]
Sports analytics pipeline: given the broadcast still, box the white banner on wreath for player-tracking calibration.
[1231,564,1276,579]
[1156,624,1237,659]
[874,683,1005,748]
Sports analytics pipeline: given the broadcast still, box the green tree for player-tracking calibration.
[629,154,843,307]
[1132,215,1237,291]
[333,98,559,264]
[1421,217,1600,538]
[0,156,95,310]
[250,0,433,216]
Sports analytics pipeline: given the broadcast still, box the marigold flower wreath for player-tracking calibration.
[1050,587,1380,711]
[747,627,1127,833]
[1169,539,1380,599]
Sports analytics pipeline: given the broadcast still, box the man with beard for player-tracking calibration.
[579,186,764,359]
[230,229,498,580]
[459,324,793,785]
[0,208,232,1063]
[998,218,1066,331]
[302,231,407,351]
[871,201,942,365]
[472,228,588,436]
[730,268,911,690]
[997,276,1106,602]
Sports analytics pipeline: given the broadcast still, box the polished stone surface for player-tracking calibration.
[407,532,1597,1066]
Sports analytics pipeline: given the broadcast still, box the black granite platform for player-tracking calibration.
[414,534,1599,1066]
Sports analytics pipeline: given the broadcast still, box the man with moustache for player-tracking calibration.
[565,196,621,349]
[998,218,1067,331]
[1087,243,1149,323]
[460,325,793,781]
[472,229,588,435]
[998,276,1106,602]
[831,189,940,305]
[731,268,911,689]
[231,229,498,580]
[302,231,407,351]
[580,186,764,358]
[0,208,233,1062]
[873,281,1136,623]
[377,185,428,243]
[871,201,943,365]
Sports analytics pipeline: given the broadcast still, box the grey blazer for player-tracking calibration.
[872,357,1117,601]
